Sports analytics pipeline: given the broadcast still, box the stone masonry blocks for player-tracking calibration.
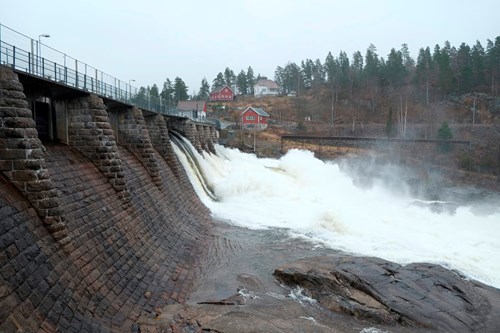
[204,126,216,154]
[184,123,202,154]
[0,66,70,250]
[117,107,162,187]
[64,94,131,204]
[1,65,214,333]
[154,116,185,179]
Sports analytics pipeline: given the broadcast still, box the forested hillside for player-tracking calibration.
[274,38,500,102]
[215,38,500,130]
[135,37,500,132]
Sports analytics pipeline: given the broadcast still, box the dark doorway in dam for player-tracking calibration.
[33,100,53,141]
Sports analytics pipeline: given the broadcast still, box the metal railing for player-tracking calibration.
[0,23,212,124]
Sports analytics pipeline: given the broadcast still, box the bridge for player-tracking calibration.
[281,135,472,150]
[0,33,217,333]
[0,23,216,147]
[0,23,218,249]
[281,134,474,158]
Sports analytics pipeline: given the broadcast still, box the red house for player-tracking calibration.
[209,85,234,101]
[241,107,269,130]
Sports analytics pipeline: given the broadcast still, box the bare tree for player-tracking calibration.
[398,95,408,137]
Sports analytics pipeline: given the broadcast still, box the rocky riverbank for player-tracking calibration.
[275,256,500,332]
[151,220,500,333]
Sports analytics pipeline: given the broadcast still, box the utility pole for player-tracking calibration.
[472,98,476,125]
[331,92,335,135]
[253,121,256,152]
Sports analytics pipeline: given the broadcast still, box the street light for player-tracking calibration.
[38,34,50,75]
[128,79,135,101]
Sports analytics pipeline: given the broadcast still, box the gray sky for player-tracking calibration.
[1,0,499,94]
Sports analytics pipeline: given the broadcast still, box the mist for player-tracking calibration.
[172,140,500,289]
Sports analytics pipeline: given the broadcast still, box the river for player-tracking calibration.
[172,139,500,291]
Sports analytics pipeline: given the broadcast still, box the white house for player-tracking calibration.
[253,78,280,98]
[176,101,206,121]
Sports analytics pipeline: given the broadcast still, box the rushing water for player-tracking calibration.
[172,139,500,289]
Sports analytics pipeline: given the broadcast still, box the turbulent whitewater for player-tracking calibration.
[172,140,500,289]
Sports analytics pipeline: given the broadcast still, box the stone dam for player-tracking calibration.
[0,66,216,332]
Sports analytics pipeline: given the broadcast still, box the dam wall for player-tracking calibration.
[0,67,213,332]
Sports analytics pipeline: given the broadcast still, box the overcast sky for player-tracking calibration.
[1,0,499,95]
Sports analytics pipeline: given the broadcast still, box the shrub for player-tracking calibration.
[437,122,452,153]
[297,121,307,133]
[458,154,474,171]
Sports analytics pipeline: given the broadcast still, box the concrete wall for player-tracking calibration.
[0,66,213,332]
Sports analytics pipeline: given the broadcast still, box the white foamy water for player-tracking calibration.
[172,141,500,289]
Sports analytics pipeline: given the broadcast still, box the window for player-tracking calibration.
[246,116,255,120]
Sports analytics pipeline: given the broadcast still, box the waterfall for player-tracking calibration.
[172,141,500,289]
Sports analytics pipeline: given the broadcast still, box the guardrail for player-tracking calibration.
[0,23,213,125]
[281,135,472,150]
[281,135,472,145]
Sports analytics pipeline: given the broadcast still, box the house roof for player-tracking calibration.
[242,107,270,117]
[254,79,279,89]
[210,85,234,94]
[176,101,206,112]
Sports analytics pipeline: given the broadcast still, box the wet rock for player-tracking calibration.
[198,292,246,305]
[236,273,265,292]
[274,256,500,332]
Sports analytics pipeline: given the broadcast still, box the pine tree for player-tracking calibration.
[134,86,147,105]
[364,44,380,112]
[338,51,350,93]
[434,42,455,95]
[350,51,364,99]
[149,84,159,98]
[236,70,248,95]
[324,52,337,89]
[457,43,473,92]
[471,40,485,87]
[173,77,189,102]
[161,79,174,108]
[415,47,433,104]
[486,37,500,94]
[212,72,225,89]
[224,67,235,86]
[274,66,285,94]
[197,78,210,100]
[301,59,313,88]
[247,66,255,94]
[385,48,406,87]
[364,44,379,78]
[437,121,453,152]
[401,43,415,70]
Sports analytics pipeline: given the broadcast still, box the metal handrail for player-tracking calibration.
[0,23,212,124]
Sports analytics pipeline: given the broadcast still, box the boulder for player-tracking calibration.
[274,256,500,332]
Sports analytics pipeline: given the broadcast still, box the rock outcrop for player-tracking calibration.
[274,256,500,332]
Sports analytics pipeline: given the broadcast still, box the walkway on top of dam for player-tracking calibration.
[0,23,211,124]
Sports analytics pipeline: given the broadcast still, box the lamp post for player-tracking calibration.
[253,113,260,152]
[38,34,50,75]
[128,79,135,101]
